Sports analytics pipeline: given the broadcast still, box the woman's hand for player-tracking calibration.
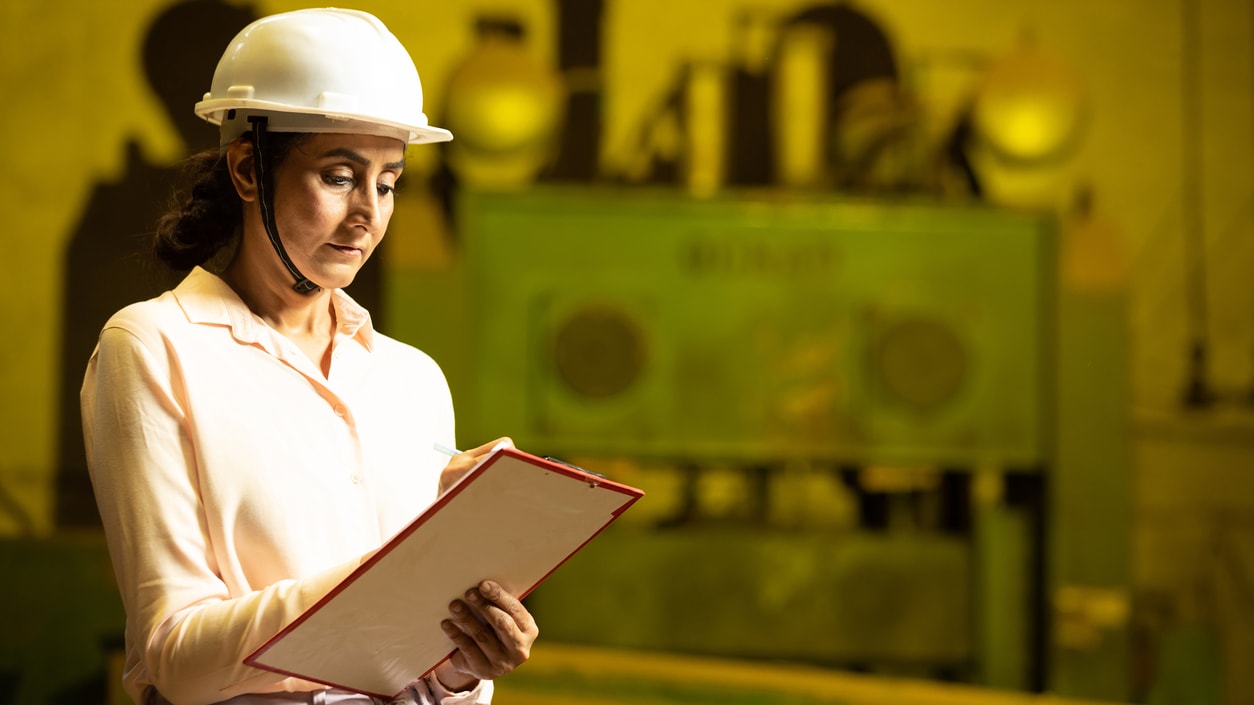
[438,437,513,495]
[432,579,539,690]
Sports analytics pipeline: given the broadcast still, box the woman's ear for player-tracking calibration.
[226,139,258,203]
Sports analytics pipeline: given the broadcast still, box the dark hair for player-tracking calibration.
[153,131,309,271]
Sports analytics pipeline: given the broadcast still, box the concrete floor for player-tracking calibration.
[494,642,1126,705]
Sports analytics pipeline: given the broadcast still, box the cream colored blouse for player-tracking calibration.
[82,267,490,705]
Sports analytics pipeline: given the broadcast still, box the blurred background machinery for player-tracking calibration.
[456,189,1049,470]
[388,187,1058,690]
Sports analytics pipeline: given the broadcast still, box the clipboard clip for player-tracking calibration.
[544,456,606,484]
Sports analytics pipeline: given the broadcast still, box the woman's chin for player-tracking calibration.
[305,262,364,292]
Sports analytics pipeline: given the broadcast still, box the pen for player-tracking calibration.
[433,442,461,456]
[545,456,606,479]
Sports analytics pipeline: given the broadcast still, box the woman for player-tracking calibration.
[81,9,536,705]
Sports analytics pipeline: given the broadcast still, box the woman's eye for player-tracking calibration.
[323,174,354,188]
[377,183,397,197]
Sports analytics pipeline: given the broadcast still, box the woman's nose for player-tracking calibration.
[351,184,381,225]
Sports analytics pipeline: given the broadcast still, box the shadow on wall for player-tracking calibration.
[55,0,259,529]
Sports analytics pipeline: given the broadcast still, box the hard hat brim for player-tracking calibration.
[196,99,454,146]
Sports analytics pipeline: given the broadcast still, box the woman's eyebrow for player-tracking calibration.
[319,147,406,170]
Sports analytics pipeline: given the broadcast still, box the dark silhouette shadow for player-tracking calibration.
[55,0,257,528]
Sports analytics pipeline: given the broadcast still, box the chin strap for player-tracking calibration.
[248,116,320,295]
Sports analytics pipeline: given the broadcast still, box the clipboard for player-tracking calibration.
[244,446,644,698]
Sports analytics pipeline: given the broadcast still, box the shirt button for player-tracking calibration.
[351,474,362,484]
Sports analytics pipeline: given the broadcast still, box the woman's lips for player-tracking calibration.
[329,243,364,256]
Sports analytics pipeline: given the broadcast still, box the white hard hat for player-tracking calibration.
[194,8,452,146]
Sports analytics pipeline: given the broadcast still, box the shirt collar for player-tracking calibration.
[331,285,374,350]
[173,267,375,351]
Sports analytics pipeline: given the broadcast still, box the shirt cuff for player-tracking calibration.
[409,676,494,705]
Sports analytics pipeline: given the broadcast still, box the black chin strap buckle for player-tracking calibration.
[292,278,320,295]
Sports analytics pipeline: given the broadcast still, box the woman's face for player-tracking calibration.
[268,132,406,291]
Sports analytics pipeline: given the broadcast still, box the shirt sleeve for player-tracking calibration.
[83,324,359,705]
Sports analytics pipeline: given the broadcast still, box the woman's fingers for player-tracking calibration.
[475,580,537,651]
[440,607,494,677]
[438,437,514,494]
[440,580,537,680]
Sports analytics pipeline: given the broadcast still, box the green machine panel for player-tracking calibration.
[457,187,1052,466]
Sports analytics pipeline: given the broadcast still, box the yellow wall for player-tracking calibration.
[2,0,178,534]
[2,0,1251,535]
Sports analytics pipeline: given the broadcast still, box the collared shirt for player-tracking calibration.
[82,268,491,705]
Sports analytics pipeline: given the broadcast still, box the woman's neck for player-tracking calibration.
[220,259,338,375]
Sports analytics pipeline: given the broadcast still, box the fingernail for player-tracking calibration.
[466,589,482,604]
[450,601,465,614]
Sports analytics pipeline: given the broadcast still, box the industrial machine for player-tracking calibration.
[386,186,1056,688]
[452,187,1051,468]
